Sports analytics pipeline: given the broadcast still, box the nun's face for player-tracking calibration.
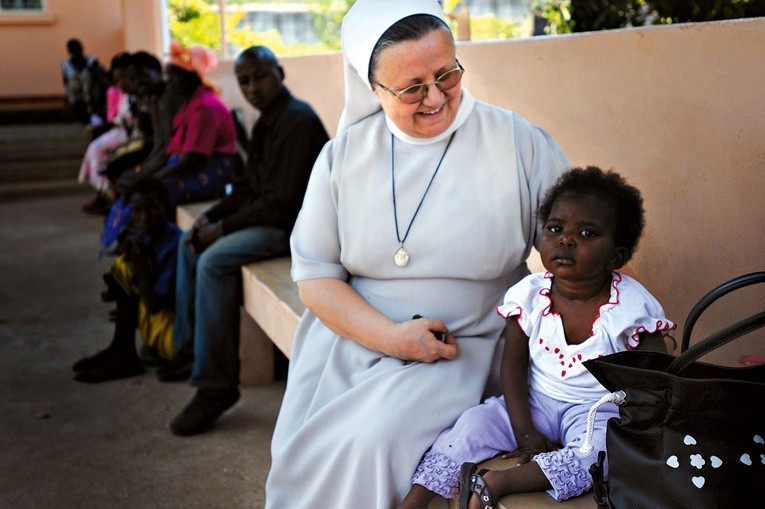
[372,29,461,138]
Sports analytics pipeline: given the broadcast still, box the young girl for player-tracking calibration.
[79,52,135,214]
[397,166,676,509]
[72,178,182,383]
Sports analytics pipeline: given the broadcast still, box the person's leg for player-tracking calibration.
[172,231,197,354]
[463,462,550,509]
[458,390,564,508]
[155,231,197,381]
[168,226,288,436]
[527,399,616,501]
[399,396,515,509]
[73,292,146,383]
[190,226,288,389]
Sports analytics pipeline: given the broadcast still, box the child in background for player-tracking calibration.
[72,178,182,383]
[79,52,135,215]
[397,166,676,509]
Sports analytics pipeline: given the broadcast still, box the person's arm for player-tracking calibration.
[635,330,670,353]
[152,151,208,180]
[218,110,329,234]
[297,277,457,363]
[185,214,223,254]
[500,318,558,463]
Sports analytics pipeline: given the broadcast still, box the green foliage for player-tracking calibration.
[467,14,523,40]
[307,0,355,52]
[567,0,649,31]
[168,0,222,50]
[533,0,574,34]
[648,0,765,23]
[535,0,765,32]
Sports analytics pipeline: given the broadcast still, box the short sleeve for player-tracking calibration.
[598,274,676,349]
[497,272,551,336]
[289,141,348,283]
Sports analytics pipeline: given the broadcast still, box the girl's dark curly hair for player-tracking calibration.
[538,166,646,263]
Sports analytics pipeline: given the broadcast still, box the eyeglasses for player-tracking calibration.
[374,61,465,104]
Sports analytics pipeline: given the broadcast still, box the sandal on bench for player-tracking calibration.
[458,462,495,509]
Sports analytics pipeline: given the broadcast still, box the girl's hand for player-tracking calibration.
[389,316,457,363]
[501,429,559,465]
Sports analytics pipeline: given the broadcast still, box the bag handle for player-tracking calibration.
[680,271,765,352]
[668,271,765,375]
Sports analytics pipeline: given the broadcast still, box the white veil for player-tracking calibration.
[337,0,447,133]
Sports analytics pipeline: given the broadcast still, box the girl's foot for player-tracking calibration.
[458,462,495,509]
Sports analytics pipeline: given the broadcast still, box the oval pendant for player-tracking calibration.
[394,246,410,267]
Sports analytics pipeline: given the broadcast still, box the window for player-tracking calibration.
[0,0,53,25]
[0,0,45,13]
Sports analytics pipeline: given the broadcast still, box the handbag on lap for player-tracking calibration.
[583,271,765,509]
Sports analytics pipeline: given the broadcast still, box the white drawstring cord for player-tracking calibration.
[579,390,626,453]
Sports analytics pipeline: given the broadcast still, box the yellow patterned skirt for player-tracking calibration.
[108,254,176,360]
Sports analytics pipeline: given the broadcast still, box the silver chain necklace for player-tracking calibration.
[391,132,456,267]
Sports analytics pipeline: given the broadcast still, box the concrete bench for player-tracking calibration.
[176,201,596,509]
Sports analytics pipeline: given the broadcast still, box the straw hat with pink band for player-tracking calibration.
[167,40,220,92]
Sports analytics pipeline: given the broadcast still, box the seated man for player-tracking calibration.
[163,46,330,436]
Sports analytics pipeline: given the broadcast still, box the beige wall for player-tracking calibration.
[0,0,163,99]
[2,2,762,363]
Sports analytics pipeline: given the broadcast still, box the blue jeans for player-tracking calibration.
[173,226,289,390]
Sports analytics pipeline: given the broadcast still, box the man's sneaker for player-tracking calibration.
[168,388,240,436]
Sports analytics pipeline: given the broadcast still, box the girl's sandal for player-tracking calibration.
[458,462,496,509]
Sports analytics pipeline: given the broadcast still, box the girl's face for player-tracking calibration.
[539,192,627,284]
[129,192,165,237]
[372,29,462,139]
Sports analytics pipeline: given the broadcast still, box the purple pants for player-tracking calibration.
[411,389,617,501]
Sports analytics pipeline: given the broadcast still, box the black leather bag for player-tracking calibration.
[583,272,765,509]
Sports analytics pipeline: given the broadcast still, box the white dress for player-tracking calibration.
[265,90,571,508]
[500,271,677,404]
